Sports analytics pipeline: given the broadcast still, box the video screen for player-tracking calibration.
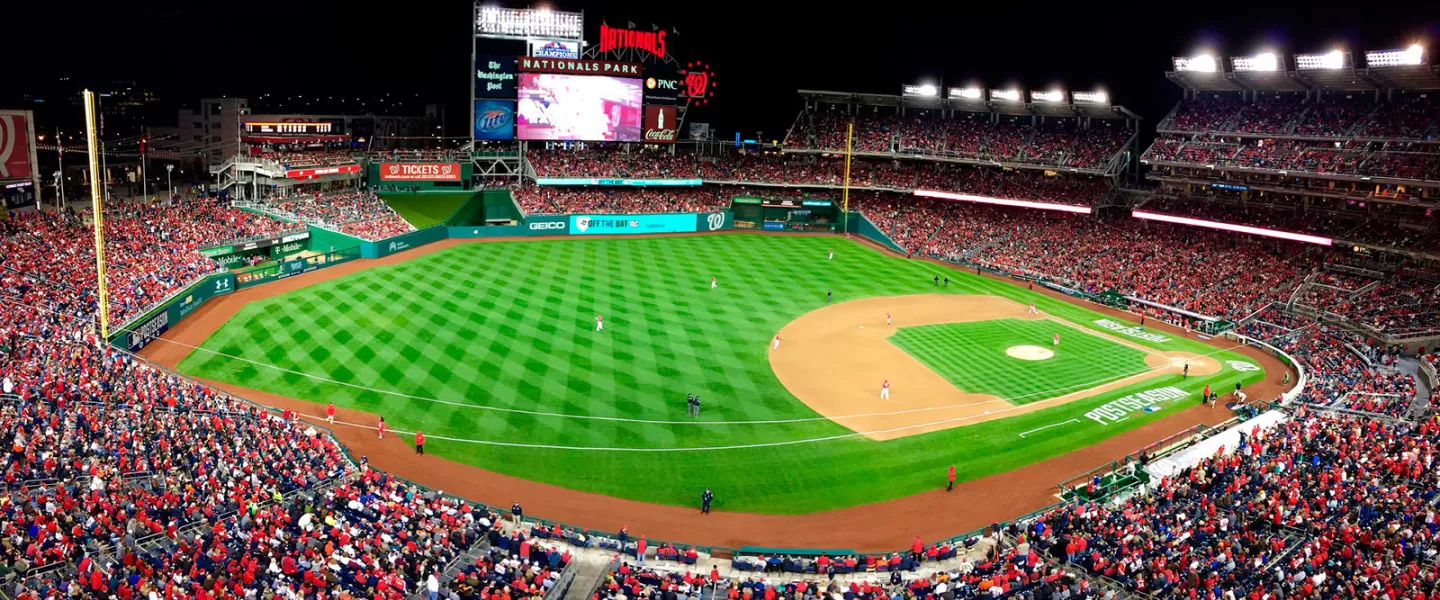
[517,73,643,141]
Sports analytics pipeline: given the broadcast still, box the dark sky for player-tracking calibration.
[10,0,1440,140]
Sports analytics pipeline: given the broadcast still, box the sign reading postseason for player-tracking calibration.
[378,163,463,182]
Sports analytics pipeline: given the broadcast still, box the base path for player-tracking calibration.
[142,233,1295,552]
[770,295,1220,440]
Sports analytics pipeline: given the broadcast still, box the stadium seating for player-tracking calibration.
[266,191,416,241]
[784,112,1130,171]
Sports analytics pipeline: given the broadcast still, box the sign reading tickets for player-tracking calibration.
[569,213,697,235]
[379,163,463,182]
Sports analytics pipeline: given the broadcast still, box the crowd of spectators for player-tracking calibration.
[785,112,1132,171]
[268,191,416,242]
[854,194,1310,319]
[1143,135,1440,181]
[512,188,731,215]
[2,196,303,326]
[1163,94,1440,140]
[1024,410,1440,598]
[255,149,358,169]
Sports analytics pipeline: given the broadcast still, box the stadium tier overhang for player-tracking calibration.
[1166,65,1440,92]
[796,90,1140,120]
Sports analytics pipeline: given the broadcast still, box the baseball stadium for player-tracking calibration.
[1,5,1439,600]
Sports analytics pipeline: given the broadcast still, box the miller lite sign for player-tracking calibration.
[643,106,678,143]
[378,163,463,182]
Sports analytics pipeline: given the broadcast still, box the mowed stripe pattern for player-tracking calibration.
[888,319,1152,403]
[178,235,1263,514]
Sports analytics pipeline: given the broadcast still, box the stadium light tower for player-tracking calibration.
[1232,51,1280,72]
[166,164,174,197]
[1173,54,1218,72]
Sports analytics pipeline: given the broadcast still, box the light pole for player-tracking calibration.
[53,171,62,211]
[166,164,174,199]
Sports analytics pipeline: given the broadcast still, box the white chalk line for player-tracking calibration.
[150,331,1245,427]
[1018,419,1081,439]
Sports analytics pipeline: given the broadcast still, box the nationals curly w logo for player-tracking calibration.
[0,114,33,179]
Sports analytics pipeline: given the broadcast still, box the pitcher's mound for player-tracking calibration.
[1006,345,1055,361]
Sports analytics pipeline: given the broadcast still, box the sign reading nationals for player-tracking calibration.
[518,58,642,76]
[379,163,463,182]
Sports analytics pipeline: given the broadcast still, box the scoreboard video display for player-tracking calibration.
[516,73,643,142]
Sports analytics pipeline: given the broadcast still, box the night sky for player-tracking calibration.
[9,0,1440,142]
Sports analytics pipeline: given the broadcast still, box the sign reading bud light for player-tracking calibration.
[644,105,678,143]
[474,100,516,140]
[379,163,463,182]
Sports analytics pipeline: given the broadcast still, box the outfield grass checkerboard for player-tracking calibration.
[178,235,1264,514]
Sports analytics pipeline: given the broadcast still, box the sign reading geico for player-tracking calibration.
[528,220,567,231]
[519,58,641,76]
[643,106,677,143]
[379,163,463,182]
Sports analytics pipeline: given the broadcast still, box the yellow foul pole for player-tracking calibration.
[83,90,110,340]
[842,122,853,236]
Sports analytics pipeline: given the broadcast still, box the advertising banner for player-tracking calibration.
[236,248,360,289]
[378,163,463,182]
[518,57,642,77]
[643,65,680,105]
[361,226,448,259]
[569,213,698,235]
[117,273,236,352]
[285,165,361,180]
[0,113,33,180]
[643,106,678,143]
[475,56,519,98]
[534,178,701,186]
[530,40,581,59]
[523,215,570,233]
[474,100,517,141]
[697,211,732,232]
[689,122,711,141]
[198,231,310,260]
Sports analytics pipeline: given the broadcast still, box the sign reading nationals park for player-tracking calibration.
[518,58,641,76]
[379,163,463,182]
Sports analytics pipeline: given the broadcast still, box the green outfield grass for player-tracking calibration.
[177,234,1266,514]
[890,319,1154,403]
[379,192,473,228]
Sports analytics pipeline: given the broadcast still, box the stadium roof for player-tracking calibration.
[797,90,1139,120]
[1167,65,1440,92]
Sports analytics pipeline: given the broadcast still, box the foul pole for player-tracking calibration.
[83,90,111,340]
[842,122,853,236]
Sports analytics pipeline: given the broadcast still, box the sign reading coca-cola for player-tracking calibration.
[643,106,677,143]
[379,163,463,182]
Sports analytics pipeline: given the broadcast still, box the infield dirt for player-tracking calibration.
[771,294,1220,441]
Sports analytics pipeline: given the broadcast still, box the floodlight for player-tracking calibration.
[990,89,1021,102]
[1297,50,1348,70]
[948,87,982,100]
[1174,55,1218,72]
[1072,90,1108,104]
[902,84,939,97]
[1031,90,1065,102]
[1233,52,1279,72]
[1366,44,1425,67]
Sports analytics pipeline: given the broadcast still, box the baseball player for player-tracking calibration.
[711,276,717,289]
[377,416,386,440]
[596,314,604,331]
[771,334,781,350]
[887,313,892,326]
[828,249,834,260]
[1183,363,1190,378]
[326,401,335,424]
[1028,302,1038,314]
[880,380,890,400]
[1053,333,1060,348]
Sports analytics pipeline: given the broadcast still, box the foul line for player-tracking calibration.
[150,332,1248,427]
[1017,419,1080,439]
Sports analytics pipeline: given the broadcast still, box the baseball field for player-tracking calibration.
[173,234,1266,514]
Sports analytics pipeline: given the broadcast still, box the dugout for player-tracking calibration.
[730,197,840,232]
